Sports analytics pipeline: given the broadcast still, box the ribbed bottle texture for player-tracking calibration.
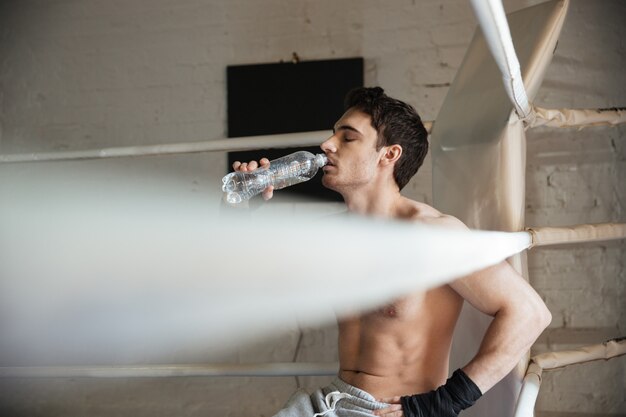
[221,151,328,204]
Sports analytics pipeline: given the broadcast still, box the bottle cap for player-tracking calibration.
[315,153,328,168]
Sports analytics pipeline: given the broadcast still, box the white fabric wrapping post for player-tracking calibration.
[431,1,569,416]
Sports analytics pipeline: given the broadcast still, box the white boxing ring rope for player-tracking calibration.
[527,223,626,247]
[530,106,626,128]
[0,222,622,379]
[0,130,330,164]
[0,362,339,378]
[3,106,625,164]
[513,337,626,417]
[0,196,540,373]
[1,107,622,167]
[0,123,433,164]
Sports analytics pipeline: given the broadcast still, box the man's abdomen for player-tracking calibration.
[337,286,462,398]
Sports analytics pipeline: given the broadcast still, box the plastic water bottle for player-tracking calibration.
[222,151,328,204]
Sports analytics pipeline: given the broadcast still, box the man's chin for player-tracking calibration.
[321,176,337,191]
[322,178,347,196]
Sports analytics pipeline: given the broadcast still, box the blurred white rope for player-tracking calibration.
[0,170,529,364]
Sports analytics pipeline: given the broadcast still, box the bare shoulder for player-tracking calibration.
[401,198,467,230]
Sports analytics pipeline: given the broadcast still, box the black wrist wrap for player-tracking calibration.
[400,369,482,417]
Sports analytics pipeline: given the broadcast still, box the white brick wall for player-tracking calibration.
[0,0,624,416]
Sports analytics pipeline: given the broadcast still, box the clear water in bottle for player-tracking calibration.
[221,151,328,204]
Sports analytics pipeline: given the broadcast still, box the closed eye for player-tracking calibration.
[334,124,363,141]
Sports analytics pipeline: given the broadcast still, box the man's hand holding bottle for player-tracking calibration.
[230,158,274,201]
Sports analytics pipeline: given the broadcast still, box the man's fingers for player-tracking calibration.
[231,159,273,201]
[372,402,403,416]
[378,397,402,404]
[233,159,268,172]
[262,186,274,201]
[376,404,402,411]
[372,405,404,417]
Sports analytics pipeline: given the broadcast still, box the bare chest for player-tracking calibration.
[366,292,425,321]
[339,286,461,333]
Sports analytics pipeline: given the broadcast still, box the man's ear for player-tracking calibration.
[381,144,402,166]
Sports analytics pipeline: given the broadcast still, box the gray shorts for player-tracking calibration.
[272,378,391,417]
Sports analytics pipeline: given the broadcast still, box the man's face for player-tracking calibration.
[320,108,385,192]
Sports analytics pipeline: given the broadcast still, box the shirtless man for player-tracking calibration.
[230,87,551,417]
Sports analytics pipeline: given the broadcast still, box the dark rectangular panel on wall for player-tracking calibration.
[227,57,363,201]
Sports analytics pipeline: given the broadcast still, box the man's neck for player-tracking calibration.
[342,182,404,218]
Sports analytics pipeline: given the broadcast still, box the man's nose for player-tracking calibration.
[320,135,337,153]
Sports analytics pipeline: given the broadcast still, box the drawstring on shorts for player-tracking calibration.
[313,391,355,417]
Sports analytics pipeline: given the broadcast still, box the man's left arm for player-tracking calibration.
[450,259,552,393]
[375,252,551,417]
